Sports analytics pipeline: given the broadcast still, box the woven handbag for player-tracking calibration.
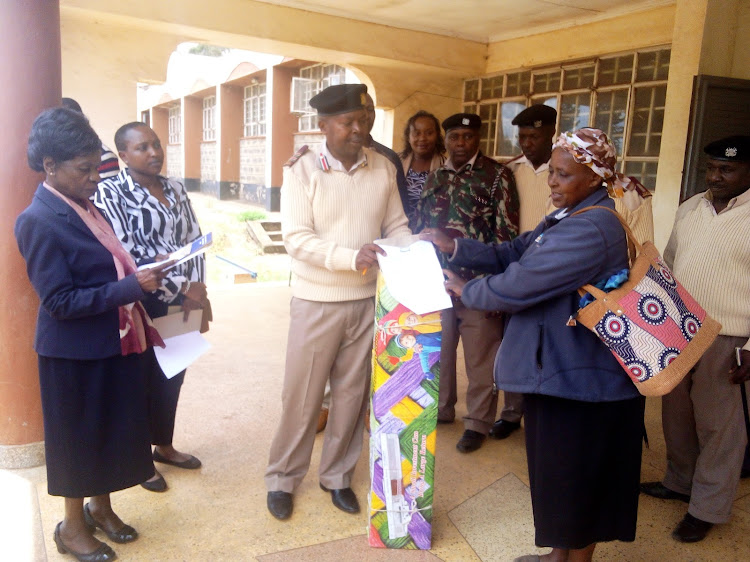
[571,206,722,397]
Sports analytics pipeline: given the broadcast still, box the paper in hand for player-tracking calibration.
[138,232,212,271]
[374,234,453,315]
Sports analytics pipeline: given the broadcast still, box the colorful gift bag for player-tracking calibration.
[368,273,441,549]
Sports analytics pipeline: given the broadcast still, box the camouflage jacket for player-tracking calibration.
[414,152,519,280]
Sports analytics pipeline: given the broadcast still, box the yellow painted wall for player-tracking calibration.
[486,5,676,74]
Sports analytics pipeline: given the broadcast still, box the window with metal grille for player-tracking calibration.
[462,47,671,190]
[243,83,267,137]
[296,63,347,132]
[202,96,216,142]
[168,105,181,145]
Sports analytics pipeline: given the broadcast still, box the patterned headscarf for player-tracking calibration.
[553,128,652,199]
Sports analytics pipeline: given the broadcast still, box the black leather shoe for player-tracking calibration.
[267,491,293,520]
[320,484,360,513]
[83,504,138,544]
[488,419,521,440]
[640,481,690,503]
[672,513,713,543]
[456,430,486,453]
[153,450,202,469]
[140,472,168,493]
[54,522,117,561]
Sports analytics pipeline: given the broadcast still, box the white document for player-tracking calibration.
[153,331,211,379]
[375,234,453,314]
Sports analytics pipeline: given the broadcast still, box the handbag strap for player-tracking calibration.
[570,205,640,265]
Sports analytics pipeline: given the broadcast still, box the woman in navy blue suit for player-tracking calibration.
[15,108,171,561]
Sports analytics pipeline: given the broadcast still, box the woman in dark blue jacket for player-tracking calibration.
[15,108,171,561]
[422,128,646,562]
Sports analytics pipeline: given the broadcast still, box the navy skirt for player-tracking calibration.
[39,353,153,497]
[524,393,646,549]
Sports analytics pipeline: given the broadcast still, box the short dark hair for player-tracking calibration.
[27,108,101,172]
[114,121,149,152]
[399,110,445,159]
[61,97,83,113]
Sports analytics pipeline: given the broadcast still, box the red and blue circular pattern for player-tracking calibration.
[680,313,701,341]
[638,294,667,325]
[597,312,630,342]
[627,360,653,382]
[659,348,680,370]
[659,265,677,287]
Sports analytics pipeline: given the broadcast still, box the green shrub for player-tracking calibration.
[236,209,267,222]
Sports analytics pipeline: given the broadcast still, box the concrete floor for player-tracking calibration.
[3,282,750,561]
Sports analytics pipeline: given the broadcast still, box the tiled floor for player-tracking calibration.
[3,283,750,561]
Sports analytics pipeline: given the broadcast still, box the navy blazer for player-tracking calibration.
[453,188,640,403]
[15,184,145,359]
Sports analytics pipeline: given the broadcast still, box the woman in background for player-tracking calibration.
[16,107,170,561]
[399,110,445,227]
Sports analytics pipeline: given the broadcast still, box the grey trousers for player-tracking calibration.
[265,297,373,493]
[438,300,504,434]
[661,334,748,523]
[498,391,524,423]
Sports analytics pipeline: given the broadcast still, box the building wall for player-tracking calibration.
[60,10,181,150]
[167,144,183,179]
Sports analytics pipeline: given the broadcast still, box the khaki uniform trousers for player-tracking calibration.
[265,297,373,493]
[662,334,749,523]
[438,299,504,434]
[498,390,524,423]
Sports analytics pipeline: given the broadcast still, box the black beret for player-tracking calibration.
[309,84,368,116]
[703,135,750,162]
[512,104,557,128]
[442,113,481,132]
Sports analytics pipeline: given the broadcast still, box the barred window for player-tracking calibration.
[202,96,216,142]
[168,105,181,145]
[462,47,671,190]
[244,83,267,137]
[297,63,346,132]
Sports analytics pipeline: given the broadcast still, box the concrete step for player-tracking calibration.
[246,221,287,254]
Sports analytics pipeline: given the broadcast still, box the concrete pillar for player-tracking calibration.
[267,66,296,211]
[653,0,741,250]
[0,0,60,468]
[184,97,202,191]
[219,83,243,200]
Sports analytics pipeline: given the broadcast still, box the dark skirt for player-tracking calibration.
[39,354,153,497]
[524,393,646,550]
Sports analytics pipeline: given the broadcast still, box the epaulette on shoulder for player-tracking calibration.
[284,145,309,167]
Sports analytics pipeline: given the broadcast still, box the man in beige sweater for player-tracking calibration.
[641,135,750,543]
[265,84,410,521]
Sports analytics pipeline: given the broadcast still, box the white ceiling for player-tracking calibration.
[252,0,674,42]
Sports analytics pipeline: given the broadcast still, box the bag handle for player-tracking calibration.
[570,205,640,266]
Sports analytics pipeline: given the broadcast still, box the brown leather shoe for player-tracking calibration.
[672,513,713,542]
[317,408,328,433]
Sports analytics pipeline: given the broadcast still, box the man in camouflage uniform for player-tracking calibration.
[415,113,519,452]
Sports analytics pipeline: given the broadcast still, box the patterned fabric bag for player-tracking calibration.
[572,206,722,397]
